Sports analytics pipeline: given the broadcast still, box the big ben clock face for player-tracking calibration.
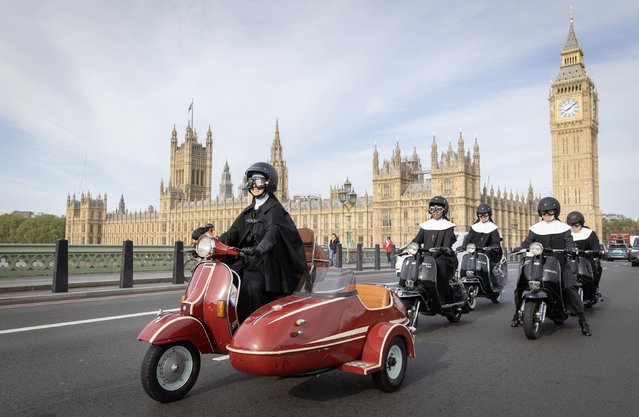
[558,98,580,119]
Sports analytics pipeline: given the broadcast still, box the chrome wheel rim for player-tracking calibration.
[156,345,194,391]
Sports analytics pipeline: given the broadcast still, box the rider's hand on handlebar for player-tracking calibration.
[512,246,522,254]
[457,246,466,252]
[439,247,453,256]
[238,246,257,257]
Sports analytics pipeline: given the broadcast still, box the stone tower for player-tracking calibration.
[269,118,289,201]
[549,12,602,234]
[160,123,213,211]
[219,160,233,200]
[65,192,107,244]
[429,132,481,226]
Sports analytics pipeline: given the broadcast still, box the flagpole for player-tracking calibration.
[190,98,194,129]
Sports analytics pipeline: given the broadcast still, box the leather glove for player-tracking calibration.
[457,246,466,252]
[512,246,522,253]
[439,247,453,256]
[239,246,258,257]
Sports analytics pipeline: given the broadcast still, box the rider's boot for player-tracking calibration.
[511,312,521,327]
[578,314,592,336]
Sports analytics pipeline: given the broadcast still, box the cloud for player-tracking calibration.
[1,0,638,220]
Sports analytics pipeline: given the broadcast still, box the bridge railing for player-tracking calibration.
[0,243,197,277]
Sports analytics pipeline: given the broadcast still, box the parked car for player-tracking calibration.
[605,242,630,261]
[629,238,639,267]
[395,232,467,276]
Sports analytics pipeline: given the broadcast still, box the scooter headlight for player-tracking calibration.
[529,242,544,256]
[466,243,476,254]
[529,280,541,291]
[407,242,419,256]
[196,235,215,257]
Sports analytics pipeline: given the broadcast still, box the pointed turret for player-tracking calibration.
[373,143,379,176]
[268,117,289,200]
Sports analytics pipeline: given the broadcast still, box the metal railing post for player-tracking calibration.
[356,243,363,271]
[52,239,68,293]
[119,240,133,288]
[391,244,396,269]
[374,244,381,270]
[172,241,185,284]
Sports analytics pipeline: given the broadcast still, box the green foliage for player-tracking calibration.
[0,214,66,243]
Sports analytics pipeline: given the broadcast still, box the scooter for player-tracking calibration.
[513,243,583,340]
[390,242,467,328]
[138,232,414,402]
[459,243,508,309]
[570,249,601,307]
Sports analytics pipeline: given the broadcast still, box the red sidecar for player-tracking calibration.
[138,231,414,403]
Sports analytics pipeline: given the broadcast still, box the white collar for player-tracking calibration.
[471,221,498,234]
[420,218,455,231]
[253,193,270,210]
[571,227,593,241]
[530,219,571,235]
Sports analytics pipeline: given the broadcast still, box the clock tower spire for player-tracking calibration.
[549,10,601,234]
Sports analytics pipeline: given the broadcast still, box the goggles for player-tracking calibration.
[541,210,555,216]
[246,174,267,190]
[570,222,582,227]
[428,205,445,214]
[478,213,489,218]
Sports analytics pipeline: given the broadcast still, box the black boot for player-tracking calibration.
[511,313,521,327]
[579,316,592,336]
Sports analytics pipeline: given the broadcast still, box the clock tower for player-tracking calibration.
[549,12,602,235]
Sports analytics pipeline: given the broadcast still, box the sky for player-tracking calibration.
[1,0,638,220]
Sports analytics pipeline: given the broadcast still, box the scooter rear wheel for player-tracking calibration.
[141,342,201,403]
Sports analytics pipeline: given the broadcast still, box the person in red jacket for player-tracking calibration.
[382,236,394,264]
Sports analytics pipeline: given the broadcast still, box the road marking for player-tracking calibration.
[0,308,179,335]
[213,355,229,361]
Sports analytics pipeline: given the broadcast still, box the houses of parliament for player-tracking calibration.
[65,16,602,249]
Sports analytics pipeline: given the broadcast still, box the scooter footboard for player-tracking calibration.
[138,313,215,354]
[340,322,414,375]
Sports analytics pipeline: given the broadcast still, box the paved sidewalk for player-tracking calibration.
[0,263,395,306]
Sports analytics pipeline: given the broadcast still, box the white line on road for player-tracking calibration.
[0,308,179,335]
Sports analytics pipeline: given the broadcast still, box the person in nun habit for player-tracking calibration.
[219,162,307,323]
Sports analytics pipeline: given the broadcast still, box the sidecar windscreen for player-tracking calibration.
[294,267,357,298]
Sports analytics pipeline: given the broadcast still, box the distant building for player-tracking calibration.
[65,15,600,247]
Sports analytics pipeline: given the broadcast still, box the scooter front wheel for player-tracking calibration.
[463,285,478,312]
[523,302,543,339]
[141,342,201,403]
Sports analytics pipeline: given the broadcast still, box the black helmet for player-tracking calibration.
[429,195,449,216]
[537,196,561,218]
[245,162,278,193]
[566,211,585,226]
[477,203,492,216]
[476,203,492,221]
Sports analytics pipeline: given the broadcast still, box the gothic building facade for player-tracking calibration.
[65,16,599,250]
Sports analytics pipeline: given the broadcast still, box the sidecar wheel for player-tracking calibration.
[523,302,542,339]
[141,342,201,403]
[372,336,407,392]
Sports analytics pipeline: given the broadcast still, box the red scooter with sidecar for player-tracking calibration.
[138,229,414,402]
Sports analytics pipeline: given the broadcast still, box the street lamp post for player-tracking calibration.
[511,218,519,252]
[338,178,357,248]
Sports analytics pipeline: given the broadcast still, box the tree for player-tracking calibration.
[602,217,639,242]
[0,214,66,243]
